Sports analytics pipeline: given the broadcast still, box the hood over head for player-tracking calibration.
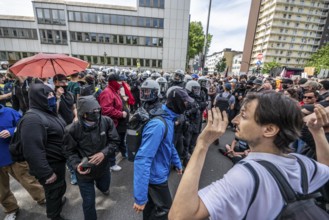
[77,95,101,116]
[29,83,55,112]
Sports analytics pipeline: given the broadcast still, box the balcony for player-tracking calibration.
[276,0,324,10]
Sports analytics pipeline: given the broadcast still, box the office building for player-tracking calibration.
[205,48,240,74]
[0,0,191,71]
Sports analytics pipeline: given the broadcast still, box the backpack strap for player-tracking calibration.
[310,159,318,182]
[238,161,260,220]
[295,156,308,194]
[26,109,49,130]
[256,160,297,203]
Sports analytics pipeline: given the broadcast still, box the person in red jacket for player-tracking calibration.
[98,72,128,171]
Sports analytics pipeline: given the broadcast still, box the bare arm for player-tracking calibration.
[305,105,329,166]
[169,108,228,220]
[0,92,11,100]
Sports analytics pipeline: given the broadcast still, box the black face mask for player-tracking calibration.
[84,111,100,122]
[55,86,68,92]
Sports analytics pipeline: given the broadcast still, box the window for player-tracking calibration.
[77,32,82,41]
[75,12,81,22]
[44,9,51,24]
[107,57,112,65]
[159,38,163,47]
[145,37,151,46]
[40,29,67,44]
[152,59,157,67]
[127,58,132,66]
[104,14,110,24]
[98,34,104,43]
[111,15,117,25]
[97,14,104,23]
[132,36,138,45]
[89,13,96,23]
[119,35,124,44]
[114,57,118,65]
[120,58,125,66]
[68,11,74,21]
[111,35,117,44]
[90,33,97,42]
[140,59,144,67]
[126,36,132,44]
[145,18,151,27]
[104,34,110,43]
[84,33,90,42]
[152,37,158,46]
[125,16,132,26]
[138,17,145,27]
[82,13,89,22]
[92,56,98,64]
[70,32,76,41]
[117,16,124,25]
[145,59,150,67]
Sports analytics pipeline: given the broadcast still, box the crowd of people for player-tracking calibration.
[0,67,329,220]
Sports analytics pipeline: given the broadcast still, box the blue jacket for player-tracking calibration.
[134,104,182,205]
[0,105,21,167]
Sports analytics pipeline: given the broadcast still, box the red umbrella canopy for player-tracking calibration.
[9,53,89,78]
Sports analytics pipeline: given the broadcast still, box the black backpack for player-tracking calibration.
[215,93,232,112]
[126,107,168,162]
[241,157,329,220]
[9,109,49,162]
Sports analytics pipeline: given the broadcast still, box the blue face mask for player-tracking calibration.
[48,97,57,113]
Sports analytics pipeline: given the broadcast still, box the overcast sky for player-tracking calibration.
[0,0,251,55]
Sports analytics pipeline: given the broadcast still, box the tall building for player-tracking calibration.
[205,48,240,74]
[241,0,329,73]
[0,0,191,71]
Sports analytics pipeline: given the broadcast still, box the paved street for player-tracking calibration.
[1,129,235,220]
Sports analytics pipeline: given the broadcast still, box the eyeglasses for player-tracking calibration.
[303,96,314,99]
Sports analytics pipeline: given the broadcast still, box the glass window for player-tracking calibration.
[97,14,103,23]
[55,30,61,43]
[3,28,9,37]
[153,18,158,28]
[98,34,104,43]
[119,35,124,44]
[152,37,158,46]
[160,0,164,8]
[132,36,138,45]
[153,0,159,7]
[86,56,92,63]
[92,56,98,64]
[47,30,53,43]
[140,59,144,67]
[13,30,17,37]
[75,12,81,21]
[158,60,162,68]
[37,8,43,20]
[89,13,96,23]
[139,0,144,7]
[77,32,82,41]
[127,58,132,66]
[104,14,110,24]
[84,33,90,42]
[44,9,51,23]
[104,34,110,43]
[159,38,163,47]
[114,57,118,65]
[0,51,6,60]
[70,32,76,41]
[159,19,164,28]
[100,56,104,64]
[0,28,3,37]
[120,58,125,66]
[133,58,137,66]
[117,15,124,25]
[138,17,145,27]
[146,0,151,7]
[139,37,145,45]
[82,12,89,22]
[125,16,132,26]
[91,33,97,42]
[110,35,117,43]
[40,29,46,42]
[68,11,74,21]
[107,57,112,65]
[145,59,150,67]
[126,36,132,44]
[152,59,157,67]
[145,37,151,46]
[62,31,67,44]
[111,15,117,25]
[52,9,59,24]
[59,10,65,24]
[22,52,28,58]
[145,18,151,27]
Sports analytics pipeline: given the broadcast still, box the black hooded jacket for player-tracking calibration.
[21,84,66,182]
[64,95,120,180]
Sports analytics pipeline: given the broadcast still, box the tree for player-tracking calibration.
[305,43,329,74]
[215,57,227,72]
[261,61,281,74]
[187,21,212,64]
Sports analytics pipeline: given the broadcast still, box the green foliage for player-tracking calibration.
[188,21,212,62]
[261,61,281,74]
[216,57,227,72]
[305,43,329,73]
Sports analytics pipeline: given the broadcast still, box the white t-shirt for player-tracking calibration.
[198,152,329,220]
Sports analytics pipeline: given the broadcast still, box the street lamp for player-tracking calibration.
[201,0,212,75]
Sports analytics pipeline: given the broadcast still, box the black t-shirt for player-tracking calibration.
[58,92,75,125]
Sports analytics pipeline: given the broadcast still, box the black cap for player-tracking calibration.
[167,86,194,104]
[298,78,308,85]
[107,72,120,81]
[281,78,293,85]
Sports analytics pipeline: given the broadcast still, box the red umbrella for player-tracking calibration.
[9,53,89,78]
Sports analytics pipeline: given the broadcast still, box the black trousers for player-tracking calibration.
[143,182,172,220]
[41,162,66,219]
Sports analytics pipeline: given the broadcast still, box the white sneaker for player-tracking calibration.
[4,211,17,220]
[110,165,122,171]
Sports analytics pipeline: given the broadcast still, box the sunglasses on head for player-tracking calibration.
[303,96,314,99]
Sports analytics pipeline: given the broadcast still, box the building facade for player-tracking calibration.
[232,53,243,75]
[205,48,240,74]
[241,0,329,73]
[0,0,191,71]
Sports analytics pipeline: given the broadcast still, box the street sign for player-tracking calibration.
[256,60,262,66]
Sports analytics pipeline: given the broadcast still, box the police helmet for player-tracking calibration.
[198,76,209,88]
[185,80,201,96]
[184,75,192,83]
[151,72,161,80]
[156,77,168,93]
[172,69,185,83]
[140,79,160,102]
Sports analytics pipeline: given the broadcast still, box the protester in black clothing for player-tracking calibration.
[20,83,67,220]
[64,95,120,220]
[53,74,77,125]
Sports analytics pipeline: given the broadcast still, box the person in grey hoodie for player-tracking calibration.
[63,95,120,220]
